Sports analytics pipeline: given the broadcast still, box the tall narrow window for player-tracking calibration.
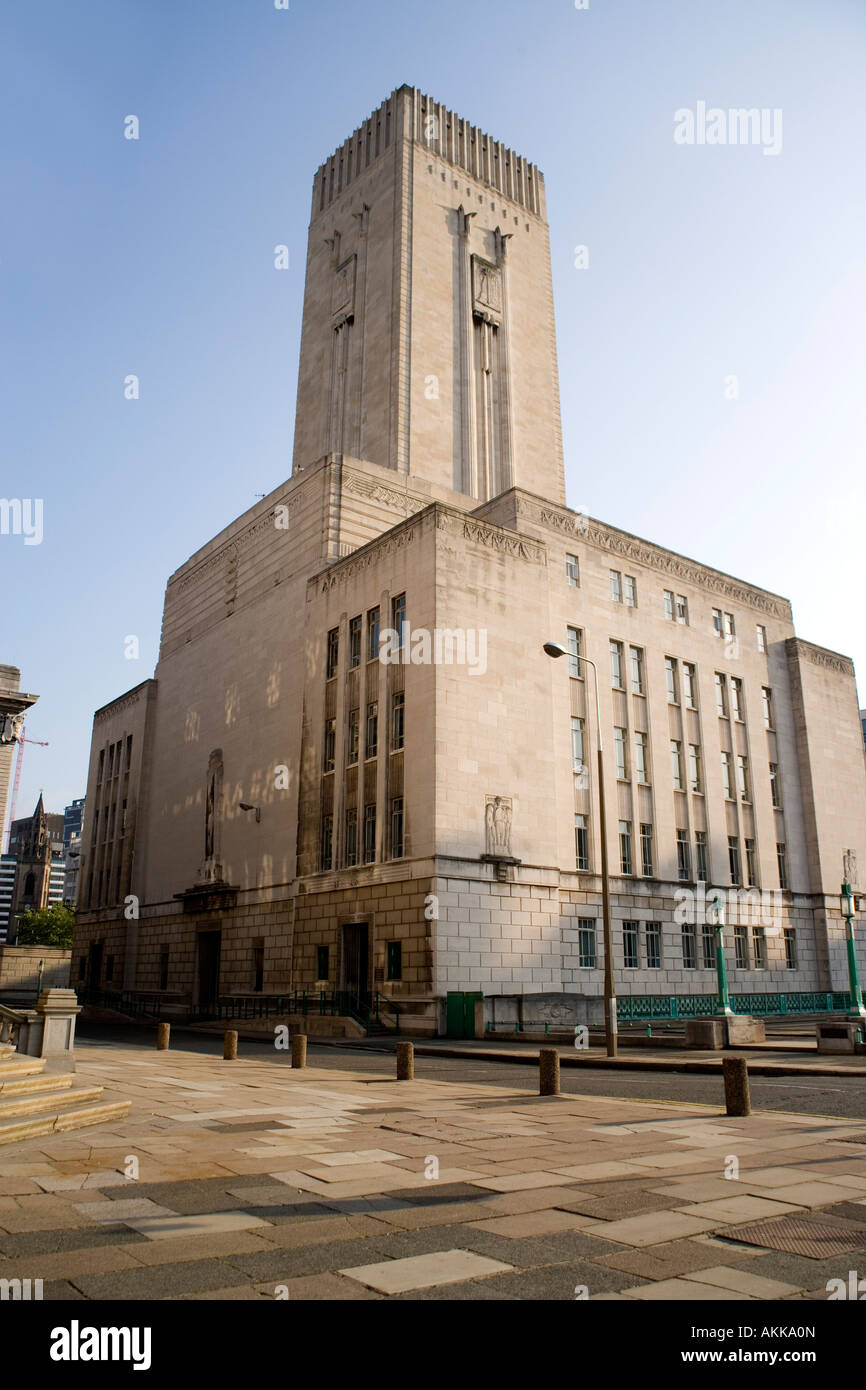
[761,686,774,729]
[614,727,628,780]
[728,835,741,885]
[676,829,691,881]
[714,673,728,717]
[769,763,782,808]
[366,703,378,758]
[695,830,708,882]
[391,691,405,751]
[566,553,580,587]
[317,945,329,981]
[610,570,623,602]
[731,677,744,721]
[391,593,406,646]
[640,823,654,877]
[721,751,734,799]
[737,754,751,802]
[630,645,644,694]
[574,814,589,871]
[646,921,661,969]
[347,709,359,765]
[745,837,757,887]
[619,820,633,876]
[624,576,637,608]
[610,640,624,689]
[386,941,403,981]
[734,925,749,968]
[390,798,404,858]
[567,626,582,678]
[324,719,336,773]
[784,927,797,969]
[363,804,376,862]
[663,590,674,621]
[327,628,339,679]
[665,657,679,704]
[688,744,703,793]
[682,662,697,708]
[777,842,788,890]
[349,615,362,668]
[676,594,689,625]
[623,921,639,968]
[578,918,596,967]
[713,608,724,637]
[670,740,684,791]
[634,732,649,784]
[756,624,767,653]
[753,927,767,968]
[571,717,586,774]
[367,606,380,661]
[682,925,696,970]
[320,815,333,871]
[701,924,715,969]
[345,808,358,867]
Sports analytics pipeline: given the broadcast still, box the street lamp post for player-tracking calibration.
[840,880,866,1020]
[708,893,733,1016]
[543,642,617,1058]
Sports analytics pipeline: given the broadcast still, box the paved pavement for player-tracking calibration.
[4,1037,866,1301]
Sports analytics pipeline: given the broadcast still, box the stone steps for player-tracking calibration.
[0,1084,105,1121]
[0,1049,130,1144]
[0,1101,131,1147]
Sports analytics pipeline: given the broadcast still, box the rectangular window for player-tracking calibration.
[105,955,115,983]
[665,657,679,704]
[640,823,654,877]
[734,925,749,968]
[695,831,708,882]
[386,940,403,981]
[737,754,751,802]
[646,921,661,969]
[753,927,767,969]
[159,948,169,992]
[731,677,744,722]
[316,945,329,981]
[728,835,741,885]
[345,808,358,867]
[610,640,624,689]
[676,829,691,881]
[769,763,781,808]
[125,734,133,771]
[390,797,404,858]
[757,624,767,653]
[721,751,734,799]
[682,925,696,970]
[664,589,674,621]
[320,815,333,871]
[566,553,580,587]
[574,814,589,872]
[670,740,684,791]
[391,593,406,645]
[97,749,105,785]
[571,717,586,774]
[349,615,362,668]
[724,612,736,640]
[363,804,376,863]
[713,608,723,637]
[366,703,378,758]
[777,842,788,890]
[676,594,689,625]
[714,673,728,717]
[614,727,628,780]
[634,732,649,784]
[784,927,797,970]
[745,837,758,887]
[623,921,639,969]
[324,719,336,773]
[683,662,697,708]
[367,606,380,661]
[624,575,637,608]
[761,686,774,729]
[391,691,405,751]
[688,743,703,793]
[327,628,339,679]
[578,919,596,968]
[701,924,715,969]
[610,569,623,602]
[347,709,359,765]
[630,645,644,694]
[567,626,582,678]
[619,820,633,876]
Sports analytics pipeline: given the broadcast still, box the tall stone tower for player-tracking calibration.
[292,85,566,506]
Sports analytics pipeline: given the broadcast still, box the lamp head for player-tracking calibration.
[543,642,569,660]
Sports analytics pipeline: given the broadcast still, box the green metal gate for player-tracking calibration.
[446,992,482,1039]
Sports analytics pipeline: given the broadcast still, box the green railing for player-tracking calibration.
[617,991,854,1022]
[83,987,403,1037]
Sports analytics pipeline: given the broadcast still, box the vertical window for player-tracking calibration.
[349,615,362,668]
[345,808,358,867]
[676,829,691,881]
[390,798,404,858]
[737,754,751,802]
[630,645,644,694]
[714,673,728,717]
[567,626,582,678]
[366,703,378,758]
[125,735,133,771]
[734,925,749,968]
[252,946,264,993]
[327,628,339,679]
[614,727,628,780]
[363,804,376,862]
[682,925,696,970]
[753,927,767,969]
[619,820,633,875]
[324,719,336,773]
[745,837,757,887]
[391,691,405,751]
[676,594,689,625]
[320,814,333,870]
[159,948,169,992]
[713,608,723,637]
[105,955,115,983]
[757,624,767,653]
[316,945,329,981]
[663,589,674,621]
[728,835,741,885]
[646,921,661,969]
[724,612,736,640]
[761,687,774,729]
[97,749,105,785]
[391,593,406,646]
[574,814,589,871]
[367,606,380,661]
[386,940,403,981]
[610,640,624,688]
[665,657,679,703]
[578,919,596,968]
[688,744,703,793]
[634,732,649,784]
[623,921,639,969]
[695,831,708,882]
[624,576,637,608]
[640,823,654,877]
[701,924,715,969]
[571,717,586,774]
[784,927,797,969]
[566,553,580,587]
[670,740,684,791]
[347,709,359,765]
[610,569,623,602]
[682,662,697,708]
[769,763,781,808]
[721,751,734,799]
[777,842,788,890]
[731,677,744,721]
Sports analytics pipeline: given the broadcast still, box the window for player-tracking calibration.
[701,924,715,969]
[745,837,757,887]
[614,727,628,780]
[646,922,661,969]
[390,797,404,858]
[676,829,691,881]
[724,612,736,640]
[571,717,586,774]
[664,590,675,621]
[777,842,788,890]
[753,927,767,969]
[97,749,104,785]
[386,940,403,981]
[567,626,582,678]
[391,691,405,751]
[665,657,679,704]
[391,593,406,645]
[105,955,115,983]
[367,606,380,661]
[610,640,624,689]
[756,624,767,653]
[728,835,741,885]
[721,751,734,799]
[324,719,336,773]
[623,921,639,969]
[640,823,654,877]
[634,732,649,784]
[688,744,703,793]
[125,735,133,771]
[363,804,376,862]
[713,608,723,637]
[624,575,637,608]
[574,814,589,871]
[619,820,633,875]
[784,927,797,970]
[734,925,749,968]
[316,945,329,981]
[320,815,333,871]
[578,919,596,968]
[663,590,688,623]
[737,754,751,803]
[682,925,697,970]
[566,553,580,587]
[769,763,781,808]
[675,594,689,625]
[345,808,358,867]
[731,677,745,722]
[630,645,644,695]
[327,628,339,679]
[347,709,359,765]
[159,948,169,992]
[761,686,774,729]
[714,673,728,717]
[714,609,735,639]
[670,740,684,791]
[683,662,697,708]
[695,831,708,882]
[366,703,378,758]
[610,569,623,602]
[349,615,362,668]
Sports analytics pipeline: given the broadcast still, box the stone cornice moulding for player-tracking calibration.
[168,496,302,597]
[436,506,547,565]
[312,515,423,596]
[793,639,855,678]
[342,469,429,516]
[93,684,150,723]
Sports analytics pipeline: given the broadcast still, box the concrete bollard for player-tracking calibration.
[539,1048,560,1096]
[156,1023,170,1051]
[291,1034,307,1069]
[723,1056,751,1116]
[396,1041,414,1080]
[224,1030,238,1061]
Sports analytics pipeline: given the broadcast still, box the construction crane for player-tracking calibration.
[2,729,50,853]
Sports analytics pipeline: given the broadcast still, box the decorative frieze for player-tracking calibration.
[795,640,854,678]
[316,523,419,594]
[343,470,427,516]
[462,519,546,565]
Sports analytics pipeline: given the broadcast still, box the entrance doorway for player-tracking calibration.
[341,923,370,1005]
[196,930,222,1007]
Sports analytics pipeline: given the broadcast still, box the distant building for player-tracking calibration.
[0,855,15,942]
[63,798,85,849]
[6,795,65,941]
[0,665,39,849]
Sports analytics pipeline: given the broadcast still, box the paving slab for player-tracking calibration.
[339,1249,513,1294]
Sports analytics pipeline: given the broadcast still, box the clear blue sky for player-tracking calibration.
[2,0,864,823]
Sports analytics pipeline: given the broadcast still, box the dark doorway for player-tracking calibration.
[196,930,222,1007]
[342,923,370,1005]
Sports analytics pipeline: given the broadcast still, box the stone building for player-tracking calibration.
[7,795,65,939]
[72,86,866,1032]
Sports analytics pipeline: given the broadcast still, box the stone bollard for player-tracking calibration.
[539,1048,560,1096]
[291,1034,307,1069]
[723,1056,751,1117]
[156,1023,170,1051]
[224,1030,238,1061]
[396,1041,414,1080]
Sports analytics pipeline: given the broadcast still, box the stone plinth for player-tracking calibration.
[684,1015,765,1050]
[816,1021,866,1054]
